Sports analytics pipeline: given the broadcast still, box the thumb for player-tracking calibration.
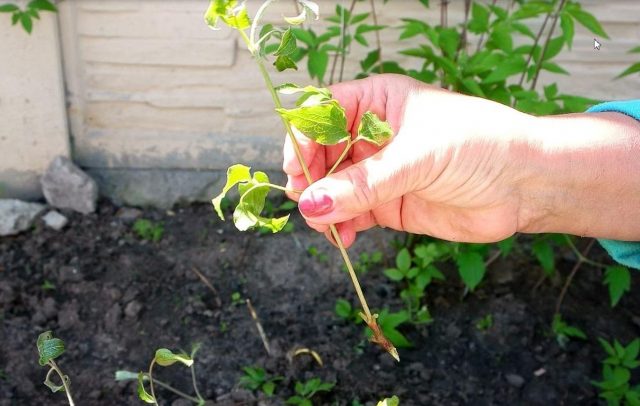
[298,138,416,225]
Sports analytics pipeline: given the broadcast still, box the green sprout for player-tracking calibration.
[36,331,75,405]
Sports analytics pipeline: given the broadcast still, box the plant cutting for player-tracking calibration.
[205,0,398,361]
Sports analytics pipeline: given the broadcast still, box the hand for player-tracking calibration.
[283,74,534,247]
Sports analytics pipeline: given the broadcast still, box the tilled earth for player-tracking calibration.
[1,201,639,405]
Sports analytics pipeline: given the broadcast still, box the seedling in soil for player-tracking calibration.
[286,378,335,406]
[593,338,640,405]
[133,219,164,242]
[552,313,586,348]
[117,344,206,405]
[307,245,329,264]
[342,250,384,274]
[475,314,493,331]
[41,279,56,291]
[36,331,75,406]
[377,397,400,406]
[239,366,283,397]
[230,291,243,306]
[205,0,398,361]
[335,298,363,324]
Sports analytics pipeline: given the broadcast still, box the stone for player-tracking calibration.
[42,210,68,230]
[0,199,45,236]
[58,302,80,330]
[104,303,122,331]
[505,373,526,388]
[58,266,83,283]
[41,156,98,214]
[124,300,143,319]
[115,207,142,222]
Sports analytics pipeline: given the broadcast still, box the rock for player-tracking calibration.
[0,199,45,236]
[104,303,122,331]
[505,373,525,388]
[58,302,80,330]
[41,156,98,214]
[42,210,68,230]
[58,266,83,283]
[115,207,142,222]
[124,300,143,319]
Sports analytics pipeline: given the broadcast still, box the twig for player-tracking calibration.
[484,249,502,268]
[329,0,358,85]
[191,266,222,308]
[530,0,567,91]
[246,298,272,356]
[475,0,498,53]
[455,0,472,63]
[516,11,551,89]
[554,239,595,315]
[369,0,383,74]
[440,0,449,28]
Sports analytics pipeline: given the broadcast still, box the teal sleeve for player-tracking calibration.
[586,99,640,270]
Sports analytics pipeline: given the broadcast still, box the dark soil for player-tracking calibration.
[1,201,639,405]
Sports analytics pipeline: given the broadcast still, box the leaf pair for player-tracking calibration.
[276,83,393,147]
[137,348,194,403]
[212,165,290,233]
[204,0,250,31]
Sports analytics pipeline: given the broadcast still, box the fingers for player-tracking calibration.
[297,135,416,226]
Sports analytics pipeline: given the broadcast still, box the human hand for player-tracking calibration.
[283,74,537,248]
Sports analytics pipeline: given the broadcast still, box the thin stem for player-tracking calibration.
[455,0,472,63]
[329,0,357,85]
[48,360,75,406]
[475,0,498,53]
[250,0,276,51]
[555,239,595,314]
[190,365,204,403]
[440,0,449,28]
[369,0,383,74]
[141,373,201,404]
[148,360,158,406]
[530,0,567,91]
[564,235,605,269]
[516,11,551,89]
[326,139,354,177]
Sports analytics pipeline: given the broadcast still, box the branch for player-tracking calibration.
[530,0,568,91]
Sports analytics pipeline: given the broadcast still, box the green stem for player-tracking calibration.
[240,26,374,322]
[563,235,605,269]
[148,360,158,406]
[190,365,204,404]
[325,139,355,177]
[48,361,75,406]
[141,373,202,404]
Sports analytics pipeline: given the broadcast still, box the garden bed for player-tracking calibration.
[1,201,638,405]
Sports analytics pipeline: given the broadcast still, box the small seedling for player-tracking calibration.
[41,279,56,291]
[475,314,493,331]
[334,299,363,324]
[239,366,283,397]
[593,338,640,405]
[36,331,75,405]
[205,0,398,362]
[231,291,243,306]
[343,250,383,274]
[308,245,329,263]
[552,313,586,348]
[286,378,335,406]
[117,344,205,405]
[132,219,164,242]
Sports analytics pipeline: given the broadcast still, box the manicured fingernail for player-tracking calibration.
[299,189,333,217]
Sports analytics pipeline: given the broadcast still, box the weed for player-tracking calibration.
[41,279,56,291]
[552,313,586,348]
[593,338,640,405]
[286,378,335,406]
[132,219,164,242]
[343,250,383,274]
[239,366,283,397]
[475,314,493,331]
[308,245,329,263]
[231,291,243,306]
[334,298,363,324]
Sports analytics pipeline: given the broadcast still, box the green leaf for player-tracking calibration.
[456,251,486,291]
[541,61,569,75]
[487,24,513,52]
[395,248,411,272]
[568,7,608,39]
[212,164,251,220]
[360,49,380,72]
[468,2,489,34]
[307,49,329,84]
[275,29,296,56]
[263,381,276,396]
[384,268,405,282]
[276,102,349,145]
[532,239,554,275]
[461,78,485,97]
[0,4,19,12]
[204,0,250,30]
[274,55,298,72]
[377,396,400,406]
[37,331,65,366]
[356,111,393,146]
[335,299,352,319]
[137,372,156,403]
[438,28,460,58]
[543,36,565,61]
[560,13,574,49]
[20,12,33,33]
[617,62,640,79]
[603,265,630,307]
[28,0,57,12]
[544,83,558,100]
[482,57,526,84]
[497,236,515,258]
[154,348,194,367]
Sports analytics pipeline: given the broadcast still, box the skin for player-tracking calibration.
[283,74,640,248]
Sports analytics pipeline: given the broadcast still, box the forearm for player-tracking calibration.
[518,111,640,240]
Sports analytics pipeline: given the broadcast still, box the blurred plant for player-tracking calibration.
[593,338,640,405]
[552,313,586,348]
[239,366,283,397]
[286,378,335,406]
[617,45,640,79]
[335,298,364,324]
[0,0,56,33]
[475,314,493,331]
[132,219,164,242]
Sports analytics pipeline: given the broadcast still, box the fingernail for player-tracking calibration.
[299,189,333,217]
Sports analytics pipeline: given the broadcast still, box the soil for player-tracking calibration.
[1,200,639,405]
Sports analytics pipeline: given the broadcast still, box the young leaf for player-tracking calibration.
[0,4,19,12]
[212,164,251,220]
[335,299,353,319]
[20,13,33,33]
[276,102,349,145]
[307,49,329,84]
[274,55,298,72]
[154,348,194,367]
[567,6,608,39]
[395,248,411,272]
[137,372,155,403]
[384,268,405,282]
[37,331,65,366]
[497,236,515,258]
[204,0,250,30]
[456,251,486,291]
[617,63,640,79]
[377,396,400,406]
[356,111,393,146]
[560,13,574,49]
[28,0,57,12]
[532,239,554,276]
[603,265,631,307]
[233,171,290,232]
[275,29,297,56]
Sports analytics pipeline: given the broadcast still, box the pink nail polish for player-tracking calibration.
[299,190,333,217]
